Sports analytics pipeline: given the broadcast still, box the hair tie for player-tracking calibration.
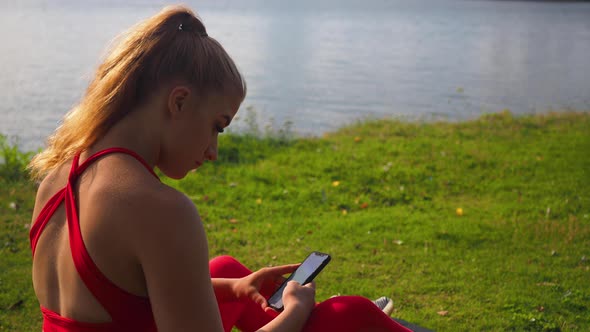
[177,23,207,37]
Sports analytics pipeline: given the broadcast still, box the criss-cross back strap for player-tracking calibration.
[31,147,159,324]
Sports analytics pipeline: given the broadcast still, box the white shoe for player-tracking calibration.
[373,296,394,316]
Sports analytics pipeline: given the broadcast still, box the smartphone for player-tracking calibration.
[267,251,331,311]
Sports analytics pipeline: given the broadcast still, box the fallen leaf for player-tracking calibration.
[354,136,362,142]
[437,310,449,316]
[229,218,239,224]
[360,202,369,209]
[332,181,341,187]
[456,208,463,216]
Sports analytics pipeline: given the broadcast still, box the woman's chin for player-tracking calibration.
[161,168,190,180]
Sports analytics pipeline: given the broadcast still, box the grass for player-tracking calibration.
[1,111,589,331]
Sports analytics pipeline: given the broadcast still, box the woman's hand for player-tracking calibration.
[281,280,316,313]
[232,264,300,310]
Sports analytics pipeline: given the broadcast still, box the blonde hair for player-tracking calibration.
[28,5,246,180]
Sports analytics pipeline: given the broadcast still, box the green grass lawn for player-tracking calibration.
[1,111,589,331]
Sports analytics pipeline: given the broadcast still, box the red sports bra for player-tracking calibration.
[30,148,159,332]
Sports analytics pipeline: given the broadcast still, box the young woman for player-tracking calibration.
[28,5,411,332]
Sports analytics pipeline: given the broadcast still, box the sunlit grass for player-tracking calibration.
[1,111,589,331]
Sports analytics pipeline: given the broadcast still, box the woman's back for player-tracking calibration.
[31,148,166,330]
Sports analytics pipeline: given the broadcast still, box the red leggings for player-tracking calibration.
[209,256,411,332]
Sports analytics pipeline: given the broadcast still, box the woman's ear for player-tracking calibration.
[167,86,191,117]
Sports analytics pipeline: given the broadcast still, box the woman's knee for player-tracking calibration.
[314,296,375,316]
[209,255,252,278]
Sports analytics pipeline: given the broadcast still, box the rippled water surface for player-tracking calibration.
[1,0,589,150]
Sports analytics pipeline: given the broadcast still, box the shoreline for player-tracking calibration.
[3,109,589,154]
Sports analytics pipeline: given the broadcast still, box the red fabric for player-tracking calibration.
[30,148,159,332]
[210,256,412,332]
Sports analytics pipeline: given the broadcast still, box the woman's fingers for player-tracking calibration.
[252,292,268,309]
[303,281,316,289]
[275,275,286,285]
[263,264,300,277]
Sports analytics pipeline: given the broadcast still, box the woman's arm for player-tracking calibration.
[132,189,224,332]
[211,278,237,302]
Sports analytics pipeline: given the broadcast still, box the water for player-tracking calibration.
[1,0,589,151]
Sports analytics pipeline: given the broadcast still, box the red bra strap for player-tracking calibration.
[72,147,159,180]
[64,147,157,322]
[30,188,66,256]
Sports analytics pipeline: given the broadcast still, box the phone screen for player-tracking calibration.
[267,252,331,311]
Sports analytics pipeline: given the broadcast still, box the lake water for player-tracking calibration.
[1,0,589,151]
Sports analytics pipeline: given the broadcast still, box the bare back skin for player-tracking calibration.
[32,151,171,323]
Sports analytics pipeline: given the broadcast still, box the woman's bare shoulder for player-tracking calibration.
[91,170,200,231]
[73,153,204,250]
[84,153,196,217]
[126,181,199,229]
[32,161,71,217]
